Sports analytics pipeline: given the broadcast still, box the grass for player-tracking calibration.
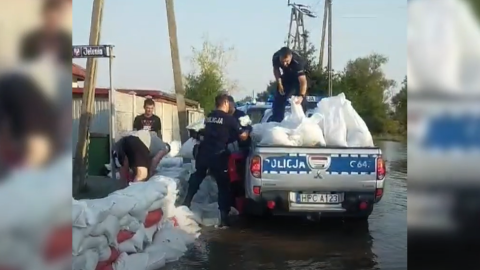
[373,133,406,142]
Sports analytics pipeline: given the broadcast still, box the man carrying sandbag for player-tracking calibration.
[183,93,250,228]
[271,47,309,122]
[113,130,170,185]
[227,96,252,155]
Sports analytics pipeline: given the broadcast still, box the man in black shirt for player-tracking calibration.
[271,47,309,122]
[133,98,162,138]
[227,96,251,154]
[183,94,250,228]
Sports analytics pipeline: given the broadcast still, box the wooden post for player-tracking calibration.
[318,0,328,70]
[72,0,104,195]
[165,0,189,144]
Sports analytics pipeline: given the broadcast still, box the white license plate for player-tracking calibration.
[296,193,340,204]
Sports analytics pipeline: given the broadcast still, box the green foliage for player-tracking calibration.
[391,76,407,133]
[184,38,236,113]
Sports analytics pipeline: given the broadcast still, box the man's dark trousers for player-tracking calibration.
[184,149,232,213]
[270,80,307,123]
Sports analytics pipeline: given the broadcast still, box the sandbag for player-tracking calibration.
[90,215,120,247]
[145,248,166,270]
[178,138,197,159]
[238,115,252,126]
[112,253,149,270]
[185,119,205,131]
[314,93,348,147]
[72,249,99,270]
[342,100,374,147]
[167,140,181,157]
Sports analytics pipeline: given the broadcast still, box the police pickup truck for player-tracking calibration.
[239,96,386,220]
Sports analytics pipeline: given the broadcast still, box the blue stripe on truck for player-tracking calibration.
[262,153,377,175]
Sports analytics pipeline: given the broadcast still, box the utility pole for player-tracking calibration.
[327,0,333,96]
[286,1,316,54]
[318,0,328,69]
[165,0,188,144]
[73,0,104,195]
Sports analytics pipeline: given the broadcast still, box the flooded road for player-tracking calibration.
[166,141,407,270]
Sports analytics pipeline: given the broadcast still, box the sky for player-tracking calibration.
[72,0,407,99]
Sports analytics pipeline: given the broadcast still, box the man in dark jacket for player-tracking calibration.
[271,47,309,122]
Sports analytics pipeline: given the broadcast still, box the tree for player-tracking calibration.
[184,37,236,113]
[391,76,407,132]
[339,53,396,134]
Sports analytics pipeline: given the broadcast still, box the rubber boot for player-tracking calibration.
[218,211,231,228]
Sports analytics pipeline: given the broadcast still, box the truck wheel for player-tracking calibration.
[345,209,373,222]
[244,199,267,217]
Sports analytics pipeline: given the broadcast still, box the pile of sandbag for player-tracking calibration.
[72,159,201,270]
[251,93,374,147]
[0,154,72,270]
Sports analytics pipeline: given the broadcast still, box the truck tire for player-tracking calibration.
[345,208,373,222]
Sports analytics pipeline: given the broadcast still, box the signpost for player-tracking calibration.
[73,44,117,181]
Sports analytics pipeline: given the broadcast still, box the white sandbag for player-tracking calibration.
[119,214,136,227]
[145,247,167,270]
[238,115,252,126]
[130,225,146,251]
[178,138,197,159]
[73,235,108,256]
[98,245,112,262]
[144,224,158,244]
[72,228,88,256]
[154,227,196,248]
[118,239,137,253]
[72,249,99,270]
[145,243,183,263]
[174,206,202,228]
[175,206,202,225]
[293,118,326,147]
[251,122,278,143]
[280,96,305,129]
[105,163,112,171]
[148,199,164,212]
[186,118,205,131]
[259,126,297,146]
[342,100,374,147]
[73,199,111,228]
[85,197,134,220]
[90,214,120,247]
[158,157,183,168]
[112,252,149,270]
[123,218,141,232]
[314,93,348,147]
[167,140,181,157]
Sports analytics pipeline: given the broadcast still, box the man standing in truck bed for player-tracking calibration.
[271,47,308,122]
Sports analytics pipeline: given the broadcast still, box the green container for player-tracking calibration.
[88,133,110,176]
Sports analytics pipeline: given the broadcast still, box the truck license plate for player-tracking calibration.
[296,193,340,204]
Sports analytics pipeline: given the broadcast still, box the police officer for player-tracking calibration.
[271,46,309,122]
[227,96,251,154]
[113,130,170,185]
[183,93,250,228]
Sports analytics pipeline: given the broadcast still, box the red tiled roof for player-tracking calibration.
[72,87,200,107]
[72,64,86,80]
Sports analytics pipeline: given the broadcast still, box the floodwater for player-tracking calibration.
[165,141,407,270]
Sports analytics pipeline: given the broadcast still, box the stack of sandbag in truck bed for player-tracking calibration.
[72,158,201,270]
[251,93,374,147]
